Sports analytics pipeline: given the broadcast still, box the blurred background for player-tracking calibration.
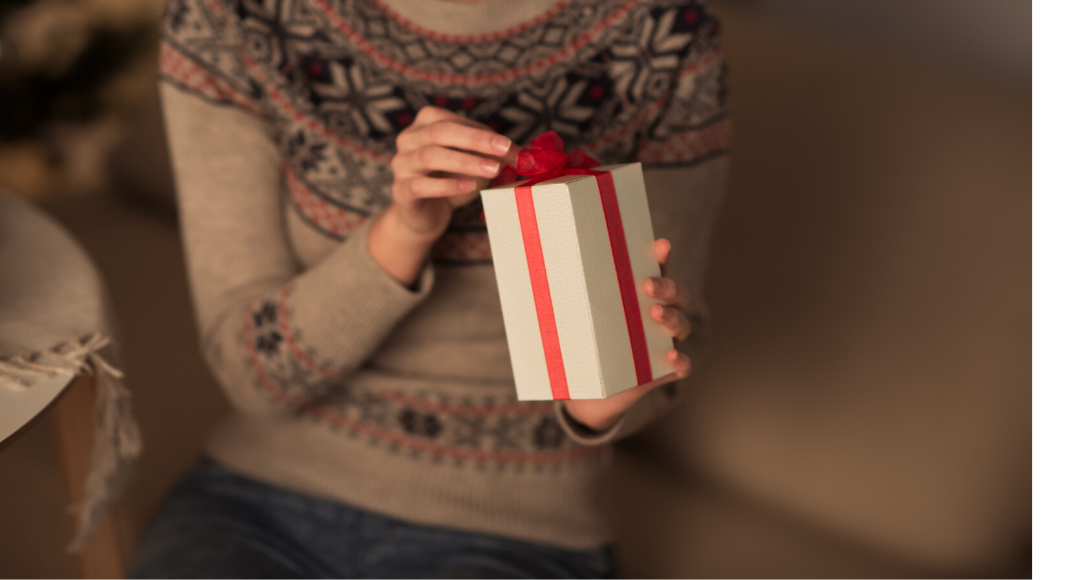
[0,0,1030,578]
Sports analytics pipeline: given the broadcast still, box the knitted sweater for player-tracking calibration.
[159,0,729,549]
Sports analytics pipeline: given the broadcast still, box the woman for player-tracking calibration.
[132,0,729,576]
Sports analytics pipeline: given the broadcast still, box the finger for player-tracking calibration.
[393,145,501,179]
[410,106,462,128]
[398,120,512,158]
[643,276,691,309]
[655,238,671,276]
[501,141,521,169]
[667,349,692,379]
[403,107,518,169]
[651,304,691,341]
[433,171,493,191]
[395,176,477,201]
[411,106,499,132]
[448,190,482,209]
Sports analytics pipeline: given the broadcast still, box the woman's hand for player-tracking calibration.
[563,238,693,432]
[390,106,516,237]
[370,106,517,286]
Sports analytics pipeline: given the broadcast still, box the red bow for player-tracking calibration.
[492,131,600,187]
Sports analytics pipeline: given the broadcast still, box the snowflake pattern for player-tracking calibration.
[254,330,282,356]
[533,416,567,450]
[253,302,277,327]
[399,408,444,439]
[242,291,342,401]
[160,0,729,261]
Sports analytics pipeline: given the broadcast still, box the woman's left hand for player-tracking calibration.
[563,238,693,432]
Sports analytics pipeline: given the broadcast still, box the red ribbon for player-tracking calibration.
[501,131,652,399]
[492,131,602,188]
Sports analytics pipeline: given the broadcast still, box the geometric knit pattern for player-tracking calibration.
[241,288,614,467]
[160,0,729,262]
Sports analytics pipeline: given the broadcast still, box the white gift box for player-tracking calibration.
[481,162,675,401]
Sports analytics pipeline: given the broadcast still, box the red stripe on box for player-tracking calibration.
[515,185,571,400]
[595,173,653,385]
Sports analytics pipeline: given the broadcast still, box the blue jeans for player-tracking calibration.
[127,458,618,579]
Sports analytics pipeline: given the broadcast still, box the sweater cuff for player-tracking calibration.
[553,400,628,446]
[339,211,435,298]
[289,212,435,367]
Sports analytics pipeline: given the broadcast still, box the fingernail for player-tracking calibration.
[491,135,511,154]
[650,278,664,293]
[481,159,500,174]
[458,180,476,192]
[653,304,663,319]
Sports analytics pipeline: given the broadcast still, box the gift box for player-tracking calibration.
[480,132,675,401]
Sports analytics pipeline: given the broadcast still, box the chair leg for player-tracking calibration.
[52,373,125,579]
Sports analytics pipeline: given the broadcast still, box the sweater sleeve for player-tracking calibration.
[556,0,730,444]
[158,1,433,418]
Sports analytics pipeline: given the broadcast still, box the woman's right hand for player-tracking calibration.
[389,106,516,238]
[369,106,517,287]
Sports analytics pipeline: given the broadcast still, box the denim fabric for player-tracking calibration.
[127,458,618,579]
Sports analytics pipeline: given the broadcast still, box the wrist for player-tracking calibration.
[368,206,438,287]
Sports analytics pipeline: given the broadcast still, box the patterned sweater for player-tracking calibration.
[159,0,729,549]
